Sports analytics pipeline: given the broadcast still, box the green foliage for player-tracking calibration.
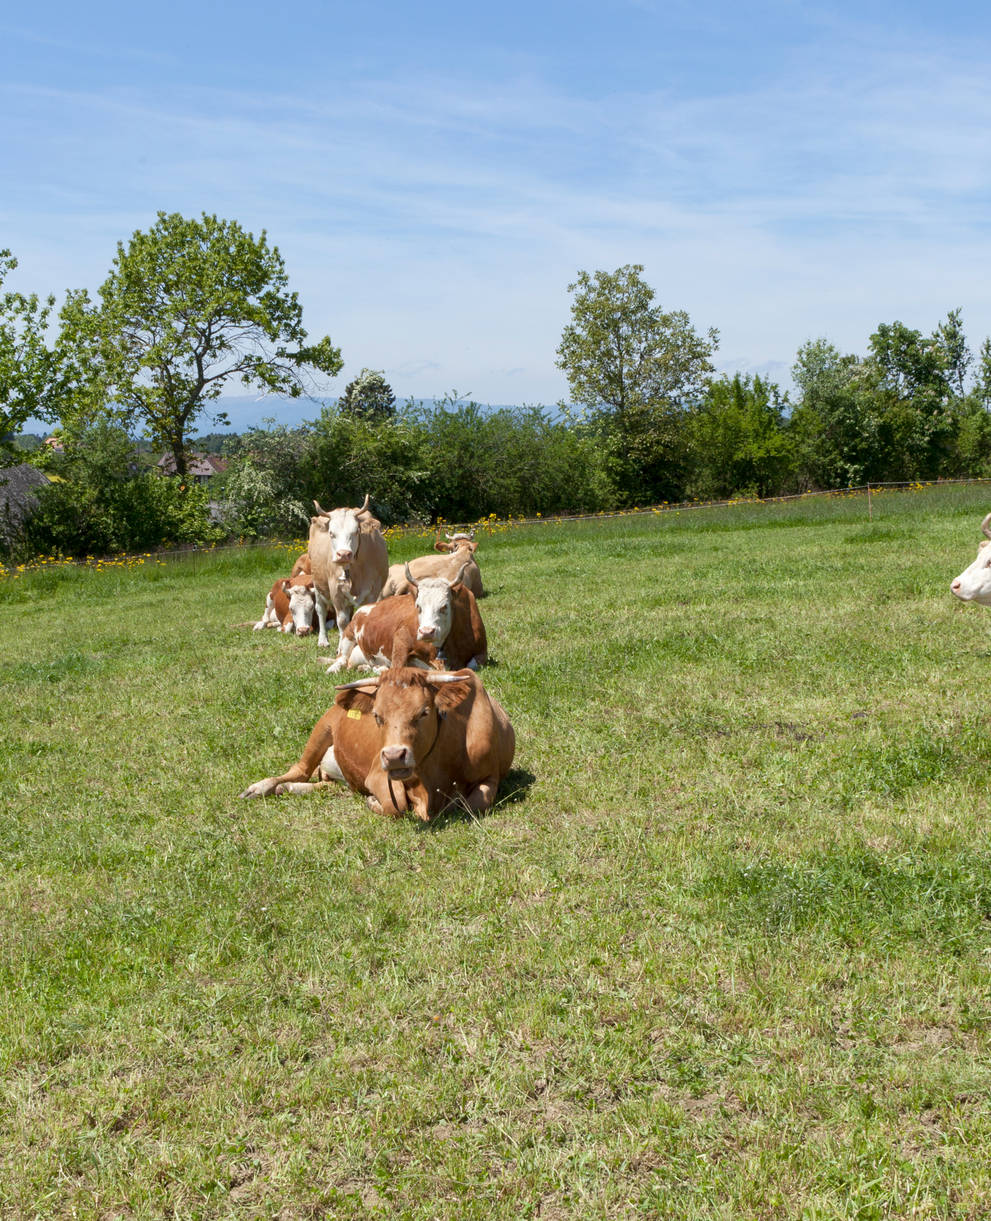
[556,265,718,505]
[220,423,312,538]
[338,367,396,421]
[57,212,343,477]
[0,250,61,465]
[23,421,222,556]
[300,405,431,522]
[414,397,611,521]
[689,373,794,499]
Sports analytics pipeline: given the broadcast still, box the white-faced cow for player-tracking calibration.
[308,495,389,648]
[327,564,487,673]
[253,573,317,635]
[380,540,483,600]
[239,632,515,820]
[951,512,991,605]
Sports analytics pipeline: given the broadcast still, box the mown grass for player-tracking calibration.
[3,485,991,1218]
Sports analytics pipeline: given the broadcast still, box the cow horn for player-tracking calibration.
[335,677,382,691]
[404,562,419,591]
[355,494,371,515]
[982,512,991,540]
[424,672,472,684]
[313,499,330,517]
[450,561,470,587]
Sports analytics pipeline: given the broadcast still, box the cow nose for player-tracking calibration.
[381,745,411,769]
[417,626,435,640]
[334,549,353,562]
[951,580,962,593]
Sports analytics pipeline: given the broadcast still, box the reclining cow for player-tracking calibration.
[308,495,389,648]
[951,513,991,605]
[253,573,317,635]
[381,538,483,599]
[327,564,487,673]
[239,632,515,820]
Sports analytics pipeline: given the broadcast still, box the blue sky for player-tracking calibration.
[5,0,991,422]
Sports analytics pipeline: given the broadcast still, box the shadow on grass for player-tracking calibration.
[420,767,536,832]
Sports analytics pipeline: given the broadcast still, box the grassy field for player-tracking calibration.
[3,485,991,1219]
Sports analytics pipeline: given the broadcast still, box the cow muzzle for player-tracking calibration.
[333,549,353,563]
[380,744,415,776]
[417,626,436,640]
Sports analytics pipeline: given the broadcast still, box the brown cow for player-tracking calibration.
[434,529,476,553]
[327,566,486,673]
[381,541,483,599]
[290,551,311,578]
[308,495,389,649]
[253,573,316,635]
[239,633,515,820]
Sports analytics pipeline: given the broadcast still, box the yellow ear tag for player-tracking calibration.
[347,709,363,720]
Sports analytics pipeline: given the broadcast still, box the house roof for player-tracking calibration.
[157,452,229,477]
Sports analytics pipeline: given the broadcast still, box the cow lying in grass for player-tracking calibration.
[327,566,487,673]
[381,541,483,599]
[239,633,515,820]
[253,574,317,635]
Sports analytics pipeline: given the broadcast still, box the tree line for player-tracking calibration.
[4,218,991,559]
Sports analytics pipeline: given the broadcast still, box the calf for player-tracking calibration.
[253,574,317,635]
[239,632,515,820]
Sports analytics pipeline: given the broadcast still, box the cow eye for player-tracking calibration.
[373,713,383,726]
[419,706,431,719]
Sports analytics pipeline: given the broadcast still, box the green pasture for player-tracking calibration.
[3,485,991,1218]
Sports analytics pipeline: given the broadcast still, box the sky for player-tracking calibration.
[4,0,991,426]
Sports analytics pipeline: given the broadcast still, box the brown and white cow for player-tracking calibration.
[253,573,317,635]
[380,542,483,599]
[239,632,515,820]
[951,513,991,605]
[327,565,487,673]
[308,495,389,648]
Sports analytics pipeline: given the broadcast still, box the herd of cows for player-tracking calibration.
[239,496,515,820]
[235,500,991,821]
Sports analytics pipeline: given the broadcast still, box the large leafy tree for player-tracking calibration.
[555,264,718,503]
[60,212,344,475]
[0,250,60,465]
[338,367,396,421]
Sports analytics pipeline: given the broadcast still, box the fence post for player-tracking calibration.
[867,482,872,522]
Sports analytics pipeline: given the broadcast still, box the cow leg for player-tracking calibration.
[239,711,338,798]
[253,594,278,630]
[466,777,500,812]
[315,589,332,647]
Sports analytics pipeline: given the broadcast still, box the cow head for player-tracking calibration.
[337,631,469,781]
[951,513,991,605]
[434,529,477,554]
[282,577,316,635]
[312,494,375,563]
[404,564,470,646]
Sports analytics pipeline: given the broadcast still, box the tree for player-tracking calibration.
[0,250,60,465]
[690,373,793,499]
[338,368,396,421]
[60,212,344,476]
[555,265,718,503]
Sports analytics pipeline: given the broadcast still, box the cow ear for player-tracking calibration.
[432,675,472,716]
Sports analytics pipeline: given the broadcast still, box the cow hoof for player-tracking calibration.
[239,779,278,799]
